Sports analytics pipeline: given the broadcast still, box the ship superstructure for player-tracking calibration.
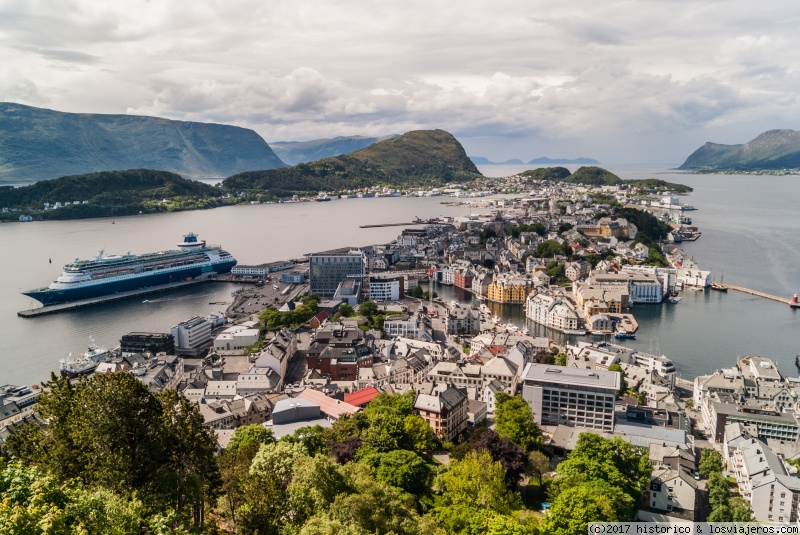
[23,233,237,306]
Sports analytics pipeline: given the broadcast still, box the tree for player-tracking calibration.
[435,451,522,515]
[403,414,438,452]
[608,364,627,396]
[554,352,567,366]
[699,449,724,479]
[250,440,309,484]
[226,424,275,454]
[494,393,542,452]
[542,480,635,534]
[359,300,379,318]
[288,454,351,527]
[360,449,432,497]
[157,389,220,527]
[364,391,415,418]
[554,434,651,503]
[338,303,354,317]
[469,428,528,486]
[527,450,551,486]
[707,472,730,510]
[534,240,567,258]
[730,497,752,522]
[409,285,424,298]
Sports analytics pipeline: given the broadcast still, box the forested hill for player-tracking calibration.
[520,166,692,192]
[270,135,396,165]
[223,129,482,196]
[0,169,226,219]
[0,102,286,183]
[679,129,800,170]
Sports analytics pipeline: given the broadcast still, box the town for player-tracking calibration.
[3,175,795,530]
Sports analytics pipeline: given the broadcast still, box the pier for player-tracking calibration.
[726,285,799,308]
[18,278,214,318]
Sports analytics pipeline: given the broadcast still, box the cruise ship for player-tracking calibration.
[23,233,237,306]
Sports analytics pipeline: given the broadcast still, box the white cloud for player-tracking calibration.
[0,0,799,162]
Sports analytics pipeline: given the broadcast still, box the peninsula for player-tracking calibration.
[680,129,800,172]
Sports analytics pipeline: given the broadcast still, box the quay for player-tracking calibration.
[726,284,800,308]
[360,221,430,228]
[18,277,223,318]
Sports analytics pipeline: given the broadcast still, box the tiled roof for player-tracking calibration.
[344,387,381,407]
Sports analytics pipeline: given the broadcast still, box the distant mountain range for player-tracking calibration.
[270,135,397,165]
[680,129,800,171]
[528,156,600,165]
[470,156,599,165]
[469,156,524,165]
[224,129,481,196]
[0,102,286,182]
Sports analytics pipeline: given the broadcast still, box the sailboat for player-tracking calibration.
[711,269,728,292]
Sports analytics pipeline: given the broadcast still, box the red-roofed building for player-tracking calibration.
[310,311,329,329]
[344,387,381,408]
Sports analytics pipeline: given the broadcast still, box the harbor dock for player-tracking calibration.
[19,278,211,318]
[726,285,800,308]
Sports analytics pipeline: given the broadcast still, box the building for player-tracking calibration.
[588,272,664,304]
[171,316,213,356]
[120,332,175,356]
[521,363,620,431]
[414,386,469,442]
[727,430,800,523]
[454,267,473,290]
[369,275,404,301]
[281,271,306,284]
[214,324,260,352]
[231,261,294,277]
[565,261,590,282]
[486,274,533,304]
[333,279,362,306]
[308,248,366,297]
[445,303,481,335]
[525,291,581,332]
[384,313,432,340]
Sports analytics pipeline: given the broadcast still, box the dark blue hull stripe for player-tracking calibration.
[23,261,237,306]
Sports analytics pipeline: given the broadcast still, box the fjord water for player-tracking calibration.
[1,166,798,385]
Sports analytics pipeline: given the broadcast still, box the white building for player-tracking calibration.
[521,363,619,431]
[171,316,213,356]
[526,292,580,332]
[369,276,403,301]
[214,325,260,352]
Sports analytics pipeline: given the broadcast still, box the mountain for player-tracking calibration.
[519,166,692,192]
[0,102,286,183]
[527,156,600,165]
[469,156,524,165]
[224,129,482,196]
[0,169,226,220]
[270,135,396,165]
[680,129,800,170]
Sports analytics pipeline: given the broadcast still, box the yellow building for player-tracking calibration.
[487,274,534,303]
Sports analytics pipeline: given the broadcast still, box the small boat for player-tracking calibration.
[522,327,530,335]
[615,331,636,339]
[668,297,682,304]
[492,315,501,324]
[711,270,728,292]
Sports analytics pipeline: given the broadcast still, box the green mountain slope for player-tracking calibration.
[224,129,481,196]
[680,129,800,170]
[519,166,691,192]
[0,102,286,182]
[270,135,396,165]
[0,169,227,219]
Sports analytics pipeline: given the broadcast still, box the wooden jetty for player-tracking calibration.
[726,285,800,308]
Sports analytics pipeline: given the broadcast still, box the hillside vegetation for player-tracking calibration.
[680,129,800,170]
[270,135,396,165]
[0,102,286,182]
[521,166,692,192]
[0,169,229,220]
[223,129,482,196]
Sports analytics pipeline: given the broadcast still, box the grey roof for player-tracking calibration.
[523,362,620,390]
[614,422,689,449]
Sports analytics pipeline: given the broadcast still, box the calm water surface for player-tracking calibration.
[1,166,798,384]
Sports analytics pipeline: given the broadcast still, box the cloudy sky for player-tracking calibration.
[1,0,798,163]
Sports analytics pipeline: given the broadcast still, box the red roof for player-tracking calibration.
[313,311,329,322]
[344,387,381,407]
